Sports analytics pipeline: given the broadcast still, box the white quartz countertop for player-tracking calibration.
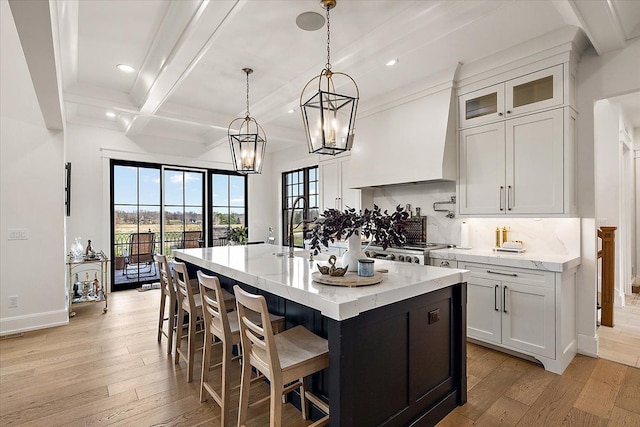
[173,244,468,321]
[429,247,580,272]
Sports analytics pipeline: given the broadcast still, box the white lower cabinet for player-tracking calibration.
[461,261,577,374]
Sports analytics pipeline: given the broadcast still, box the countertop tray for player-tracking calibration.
[312,271,383,287]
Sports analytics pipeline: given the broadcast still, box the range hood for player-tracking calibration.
[348,76,458,189]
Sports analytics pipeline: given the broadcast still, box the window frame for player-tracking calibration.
[281,166,319,248]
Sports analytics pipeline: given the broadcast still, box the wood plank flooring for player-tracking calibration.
[1,288,639,426]
[598,293,640,368]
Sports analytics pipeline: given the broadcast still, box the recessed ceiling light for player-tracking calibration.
[105,112,116,118]
[287,108,295,114]
[296,11,325,31]
[116,64,136,73]
[385,59,399,67]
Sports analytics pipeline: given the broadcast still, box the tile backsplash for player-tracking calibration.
[365,181,580,256]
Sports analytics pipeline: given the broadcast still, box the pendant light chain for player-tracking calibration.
[325,6,331,71]
[245,70,250,118]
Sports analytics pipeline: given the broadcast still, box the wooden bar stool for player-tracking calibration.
[173,260,205,383]
[154,254,176,355]
[197,272,284,427]
[234,285,330,427]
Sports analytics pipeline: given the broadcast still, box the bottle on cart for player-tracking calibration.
[93,273,100,297]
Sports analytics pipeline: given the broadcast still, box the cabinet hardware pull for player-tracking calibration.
[494,285,499,311]
[507,185,512,211]
[506,110,511,114]
[503,286,508,313]
[486,270,518,277]
[440,261,450,267]
[498,112,503,116]
[499,186,504,211]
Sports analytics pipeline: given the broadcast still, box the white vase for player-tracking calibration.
[342,233,366,272]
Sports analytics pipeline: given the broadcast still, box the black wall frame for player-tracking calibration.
[65,162,71,216]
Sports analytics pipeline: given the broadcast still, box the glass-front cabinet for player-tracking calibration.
[459,65,563,129]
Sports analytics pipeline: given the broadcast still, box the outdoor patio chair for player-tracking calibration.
[182,230,202,249]
[123,231,156,278]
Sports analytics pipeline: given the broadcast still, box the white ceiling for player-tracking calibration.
[20,1,640,151]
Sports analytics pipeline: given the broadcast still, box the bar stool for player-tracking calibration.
[154,254,176,355]
[173,260,204,383]
[197,272,284,427]
[234,285,330,427]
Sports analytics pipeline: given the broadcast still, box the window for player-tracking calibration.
[211,171,247,243]
[111,160,246,290]
[282,166,319,247]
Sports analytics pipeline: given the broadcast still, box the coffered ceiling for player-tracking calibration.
[10,0,640,151]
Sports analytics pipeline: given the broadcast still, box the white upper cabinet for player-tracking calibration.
[319,155,360,213]
[458,61,577,216]
[459,109,565,215]
[459,65,563,129]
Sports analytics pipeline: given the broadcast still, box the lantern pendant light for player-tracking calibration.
[300,0,359,156]
[228,68,266,174]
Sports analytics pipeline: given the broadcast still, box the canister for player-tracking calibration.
[358,259,375,277]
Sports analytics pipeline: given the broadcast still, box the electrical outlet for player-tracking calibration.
[8,296,18,308]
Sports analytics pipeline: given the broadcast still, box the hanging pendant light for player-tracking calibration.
[300,0,359,156]
[228,68,266,174]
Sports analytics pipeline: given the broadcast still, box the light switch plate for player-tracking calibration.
[8,229,28,240]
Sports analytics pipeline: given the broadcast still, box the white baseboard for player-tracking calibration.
[577,333,599,357]
[0,309,69,336]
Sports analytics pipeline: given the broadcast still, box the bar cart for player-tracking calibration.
[67,253,109,317]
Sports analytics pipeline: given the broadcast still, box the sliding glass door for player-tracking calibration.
[163,168,205,258]
[112,163,161,288]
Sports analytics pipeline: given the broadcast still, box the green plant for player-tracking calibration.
[308,205,409,255]
[227,226,248,244]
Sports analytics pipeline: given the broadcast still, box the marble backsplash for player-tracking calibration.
[365,181,580,256]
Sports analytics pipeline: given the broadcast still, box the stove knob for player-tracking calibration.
[398,255,405,262]
[405,257,412,263]
[413,257,420,264]
[385,254,395,261]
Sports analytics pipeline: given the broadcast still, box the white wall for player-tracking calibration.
[635,127,640,286]
[0,1,67,335]
[576,38,640,355]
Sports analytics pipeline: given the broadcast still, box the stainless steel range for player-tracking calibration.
[364,242,451,265]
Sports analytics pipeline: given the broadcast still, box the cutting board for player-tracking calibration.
[312,271,383,287]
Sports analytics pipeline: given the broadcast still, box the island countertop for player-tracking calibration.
[173,244,468,321]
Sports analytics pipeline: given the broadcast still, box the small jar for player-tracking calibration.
[358,259,375,277]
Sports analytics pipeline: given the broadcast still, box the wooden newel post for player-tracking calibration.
[597,226,616,327]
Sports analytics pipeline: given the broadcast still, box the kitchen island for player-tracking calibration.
[174,244,469,427]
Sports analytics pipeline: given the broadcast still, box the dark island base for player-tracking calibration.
[180,260,467,427]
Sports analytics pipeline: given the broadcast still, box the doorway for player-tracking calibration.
[111,162,206,289]
[595,93,640,368]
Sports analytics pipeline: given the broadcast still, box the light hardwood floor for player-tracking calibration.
[598,293,640,368]
[1,289,639,426]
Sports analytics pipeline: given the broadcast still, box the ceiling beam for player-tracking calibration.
[8,0,64,130]
[553,0,627,55]
[126,0,246,137]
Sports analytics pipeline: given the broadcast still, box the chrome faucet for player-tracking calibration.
[289,195,306,258]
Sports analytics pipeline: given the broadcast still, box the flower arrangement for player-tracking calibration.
[308,204,409,255]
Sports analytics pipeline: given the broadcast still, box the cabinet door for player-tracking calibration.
[459,122,506,215]
[459,83,504,128]
[505,108,564,214]
[319,159,340,211]
[466,276,502,344]
[501,281,555,358]
[505,65,563,118]
[339,157,360,212]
